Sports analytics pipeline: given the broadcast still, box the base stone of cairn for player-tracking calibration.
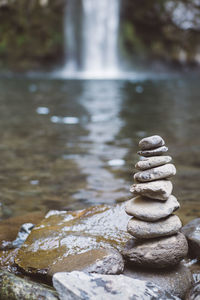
[122,135,188,269]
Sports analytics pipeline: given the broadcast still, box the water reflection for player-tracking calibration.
[0,77,199,223]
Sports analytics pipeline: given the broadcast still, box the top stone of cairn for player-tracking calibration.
[139,135,165,150]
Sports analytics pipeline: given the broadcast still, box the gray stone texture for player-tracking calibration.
[139,135,165,150]
[134,163,176,182]
[135,155,172,170]
[138,146,168,157]
[181,218,200,259]
[125,195,180,221]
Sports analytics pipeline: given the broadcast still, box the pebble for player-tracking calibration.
[127,215,182,239]
[130,180,173,201]
[134,163,176,182]
[139,135,165,150]
[122,232,188,268]
[125,195,180,221]
[135,156,172,170]
[138,146,168,157]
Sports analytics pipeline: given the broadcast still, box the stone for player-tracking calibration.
[134,163,176,182]
[138,146,168,157]
[125,195,180,221]
[47,248,124,277]
[53,271,181,300]
[127,215,182,239]
[130,180,173,200]
[122,232,188,268]
[0,223,34,250]
[124,262,192,299]
[186,281,200,300]
[135,155,172,170]
[181,218,200,259]
[0,270,59,300]
[15,203,130,276]
[139,135,165,150]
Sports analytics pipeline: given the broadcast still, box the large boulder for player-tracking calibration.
[15,204,130,277]
[53,271,181,300]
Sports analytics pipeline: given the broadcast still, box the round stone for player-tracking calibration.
[135,156,172,171]
[130,180,173,201]
[134,164,176,183]
[127,215,182,239]
[125,195,180,221]
[122,232,188,268]
[139,135,165,150]
[138,146,168,157]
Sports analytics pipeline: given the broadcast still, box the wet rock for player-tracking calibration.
[186,281,200,300]
[53,271,181,300]
[135,155,172,170]
[138,146,168,157]
[134,163,176,182]
[124,262,192,299]
[127,215,182,239]
[0,212,44,249]
[0,223,34,250]
[15,204,130,276]
[0,270,59,300]
[48,248,124,277]
[125,195,180,221]
[139,135,165,150]
[181,218,200,259]
[122,232,188,268]
[130,180,173,200]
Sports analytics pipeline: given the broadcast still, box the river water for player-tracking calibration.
[0,75,199,224]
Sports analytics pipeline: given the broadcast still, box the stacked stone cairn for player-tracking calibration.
[123,135,188,269]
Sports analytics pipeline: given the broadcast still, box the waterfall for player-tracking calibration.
[61,0,121,77]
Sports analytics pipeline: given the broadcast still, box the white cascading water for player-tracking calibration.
[60,0,120,78]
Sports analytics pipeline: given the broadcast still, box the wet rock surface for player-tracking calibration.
[53,271,181,300]
[127,215,182,239]
[0,270,59,300]
[181,218,200,259]
[125,195,180,221]
[130,180,173,200]
[122,232,188,268]
[124,262,192,299]
[15,204,130,276]
[186,281,200,300]
[47,248,124,277]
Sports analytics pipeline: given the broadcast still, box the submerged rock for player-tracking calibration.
[181,218,200,259]
[15,204,130,276]
[48,248,124,277]
[124,262,192,299]
[0,270,59,300]
[53,271,181,300]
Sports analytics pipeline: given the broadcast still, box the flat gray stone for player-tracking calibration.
[134,163,176,182]
[139,135,165,150]
[122,232,188,268]
[138,146,168,157]
[47,248,124,277]
[130,180,173,201]
[125,195,180,221]
[124,262,192,299]
[135,156,172,170]
[127,215,182,239]
[53,271,181,300]
[181,218,200,259]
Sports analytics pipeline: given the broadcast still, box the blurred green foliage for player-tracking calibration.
[0,0,65,70]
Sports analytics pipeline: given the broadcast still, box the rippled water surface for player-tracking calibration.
[0,76,199,223]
